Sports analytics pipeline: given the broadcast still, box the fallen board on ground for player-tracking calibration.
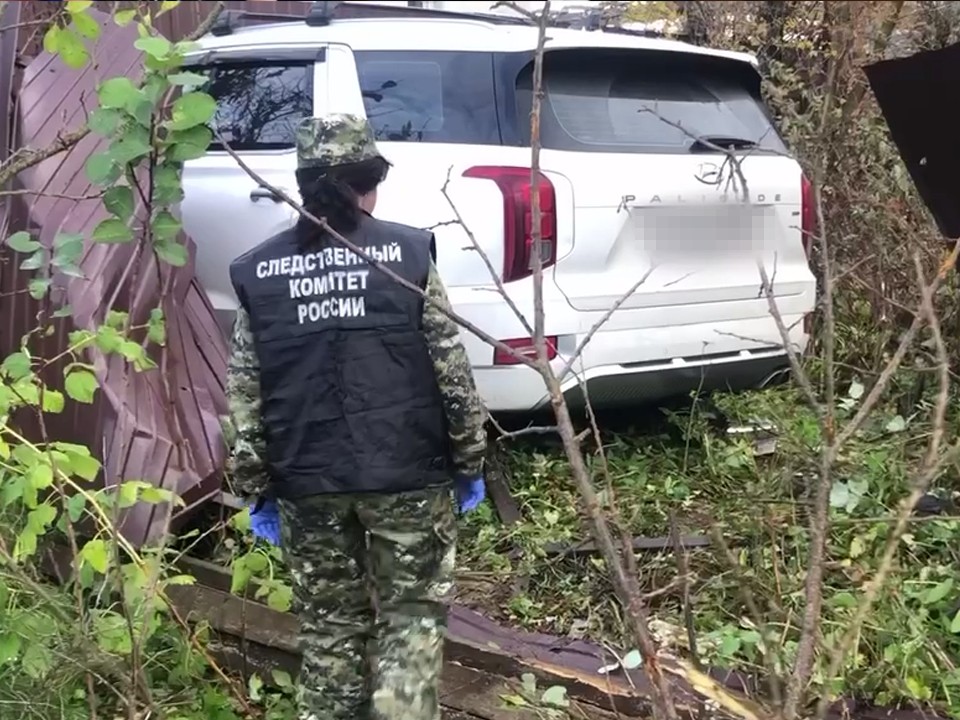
[173,556,706,719]
[40,548,951,720]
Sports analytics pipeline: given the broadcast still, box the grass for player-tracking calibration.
[455,383,960,713]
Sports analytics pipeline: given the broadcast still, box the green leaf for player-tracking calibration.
[70,11,100,40]
[142,74,167,105]
[151,210,181,241]
[148,307,166,345]
[925,578,954,605]
[118,340,144,362]
[93,610,132,654]
[103,186,135,221]
[95,325,122,353]
[128,95,155,128]
[951,609,960,634]
[719,634,742,656]
[155,240,188,267]
[28,503,57,532]
[231,507,251,533]
[245,552,269,573]
[105,309,128,328]
[14,529,37,560]
[885,414,906,433]
[267,584,293,612]
[27,464,54,491]
[66,493,87,522]
[65,369,98,403]
[81,538,109,574]
[621,649,643,670]
[2,352,32,381]
[0,633,21,665]
[230,557,252,595]
[165,574,195,586]
[168,92,217,131]
[118,481,144,508]
[152,163,183,204]
[109,134,152,164]
[66,1,94,13]
[56,29,89,69]
[28,278,51,300]
[85,152,120,185]
[98,77,139,110]
[540,685,569,709]
[271,669,293,689]
[140,484,178,505]
[168,71,208,87]
[248,673,264,702]
[92,218,132,244]
[53,232,84,268]
[41,388,65,413]
[114,9,137,26]
[134,36,172,59]
[87,108,120,137]
[20,642,53,680]
[830,592,857,609]
[174,40,201,55]
[5,231,39,253]
[829,481,849,510]
[43,24,61,55]
[19,249,45,271]
[168,125,213,162]
[521,672,537,696]
[847,380,864,400]
[159,0,181,13]
[68,453,100,482]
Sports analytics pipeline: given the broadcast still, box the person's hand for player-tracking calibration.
[249,498,281,546]
[454,475,486,514]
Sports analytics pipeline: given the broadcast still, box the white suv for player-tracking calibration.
[180,2,817,414]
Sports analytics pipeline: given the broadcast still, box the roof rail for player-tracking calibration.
[206,1,534,37]
[210,10,305,37]
[204,1,686,41]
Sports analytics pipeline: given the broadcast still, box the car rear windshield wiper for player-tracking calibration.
[688,136,759,152]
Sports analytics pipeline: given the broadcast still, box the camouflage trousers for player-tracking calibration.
[277,485,457,720]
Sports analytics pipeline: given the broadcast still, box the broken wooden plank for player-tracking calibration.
[170,557,699,719]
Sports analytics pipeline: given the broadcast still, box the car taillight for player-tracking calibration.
[800,174,818,260]
[462,166,556,283]
[493,336,558,365]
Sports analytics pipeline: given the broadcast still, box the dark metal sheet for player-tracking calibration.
[865,41,960,238]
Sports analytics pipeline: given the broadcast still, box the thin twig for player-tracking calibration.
[710,528,783,708]
[669,511,700,672]
[813,247,957,720]
[439,166,535,338]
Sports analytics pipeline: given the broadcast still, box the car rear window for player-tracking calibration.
[515,49,787,155]
[354,50,500,145]
[197,61,314,151]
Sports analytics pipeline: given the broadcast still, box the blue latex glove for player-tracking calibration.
[454,475,486,514]
[249,498,281,546]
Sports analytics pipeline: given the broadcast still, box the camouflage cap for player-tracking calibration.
[295,114,382,169]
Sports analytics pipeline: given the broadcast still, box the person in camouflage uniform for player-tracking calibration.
[224,114,488,720]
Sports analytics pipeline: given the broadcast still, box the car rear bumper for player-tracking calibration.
[475,346,800,413]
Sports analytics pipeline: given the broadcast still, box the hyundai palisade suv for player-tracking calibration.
[179,2,817,414]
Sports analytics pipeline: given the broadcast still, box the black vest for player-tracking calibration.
[229,215,451,498]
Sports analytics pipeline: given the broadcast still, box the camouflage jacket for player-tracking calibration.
[224,261,487,501]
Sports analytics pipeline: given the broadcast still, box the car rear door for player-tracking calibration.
[181,44,327,332]
[507,46,815,324]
